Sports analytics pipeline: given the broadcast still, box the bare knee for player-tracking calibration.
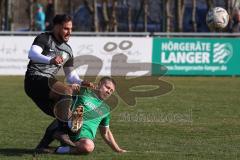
[76,139,95,154]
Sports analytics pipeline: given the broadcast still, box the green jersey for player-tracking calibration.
[70,87,110,141]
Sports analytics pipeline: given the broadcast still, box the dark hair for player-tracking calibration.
[53,14,72,26]
[99,76,116,88]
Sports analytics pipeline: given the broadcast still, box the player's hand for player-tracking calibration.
[71,84,80,92]
[81,80,96,89]
[50,56,63,65]
[70,84,80,95]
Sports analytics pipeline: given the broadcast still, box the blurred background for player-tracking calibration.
[1,0,240,32]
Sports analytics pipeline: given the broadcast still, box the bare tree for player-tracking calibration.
[83,0,99,32]
[134,0,143,31]
[143,0,148,32]
[176,0,185,32]
[109,0,118,32]
[3,0,14,30]
[101,0,118,32]
[93,0,99,32]
[0,0,3,30]
[224,0,236,16]
[232,0,240,10]
[102,0,109,31]
[54,0,58,13]
[25,0,36,31]
[165,0,173,32]
[192,0,197,32]
[83,0,94,13]
[68,0,74,15]
[205,0,214,9]
[127,0,132,32]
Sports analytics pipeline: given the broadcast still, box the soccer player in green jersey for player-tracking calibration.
[36,77,126,154]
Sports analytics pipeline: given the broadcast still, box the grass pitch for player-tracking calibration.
[0,76,240,160]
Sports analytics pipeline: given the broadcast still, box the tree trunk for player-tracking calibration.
[4,0,13,31]
[102,0,109,31]
[224,0,233,15]
[134,0,144,31]
[232,0,239,10]
[205,0,214,9]
[54,0,58,13]
[192,0,197,32]
[83,0,94,14]
[127,0,132,32]
[84,0,97,31]
[143,0,148,32]
[165,0,172,32]
[29,0,34,31]
[0,0,3,30]
[93,0,99,32]
[176,0,185,32]
[68,0,74,15]
[111,0,118,32]
[231,0,239,15]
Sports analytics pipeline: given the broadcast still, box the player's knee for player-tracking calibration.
[77,139,95,154]
[82,139,95,154]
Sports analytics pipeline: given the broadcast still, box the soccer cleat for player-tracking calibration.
[53,130,76,147]
[71,106,84,133]
[34,147,56,154]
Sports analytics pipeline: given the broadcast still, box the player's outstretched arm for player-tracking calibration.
[99,126,127,153]
[64,67,95,91]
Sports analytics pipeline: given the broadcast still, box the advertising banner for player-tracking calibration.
[0,36,34,75]
[0,36,152,76]
[69,37,152,76]
[152,38,240,76]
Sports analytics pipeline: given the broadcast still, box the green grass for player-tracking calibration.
[0,76,240,160]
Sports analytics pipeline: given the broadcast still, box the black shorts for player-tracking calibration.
[24,74,57,117]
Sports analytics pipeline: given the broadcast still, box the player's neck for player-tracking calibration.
[93,90,103,100]
[52,32,63,44]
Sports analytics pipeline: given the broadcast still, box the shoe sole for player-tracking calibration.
[71,106,83,133]
[34,147,56,154]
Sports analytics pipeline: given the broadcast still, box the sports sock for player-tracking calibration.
[56,146,70,154]
[57,119,68,131]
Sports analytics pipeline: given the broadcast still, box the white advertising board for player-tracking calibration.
[0,36,152,76]
[69,37,152,76]
[0,36,34,75]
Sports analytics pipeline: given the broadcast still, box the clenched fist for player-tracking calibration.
[50,55,63,65]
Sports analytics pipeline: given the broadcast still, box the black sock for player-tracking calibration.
[57,119,69,133]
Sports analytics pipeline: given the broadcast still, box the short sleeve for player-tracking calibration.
[99,114,110,127]
[63,44,73,67]
[32,33,49,49]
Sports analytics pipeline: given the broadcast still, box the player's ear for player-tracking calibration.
[96,82,101,90]
[53,24,60,31]
[98,80,103,86]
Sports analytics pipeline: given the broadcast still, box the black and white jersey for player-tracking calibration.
[26,32,73,78]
